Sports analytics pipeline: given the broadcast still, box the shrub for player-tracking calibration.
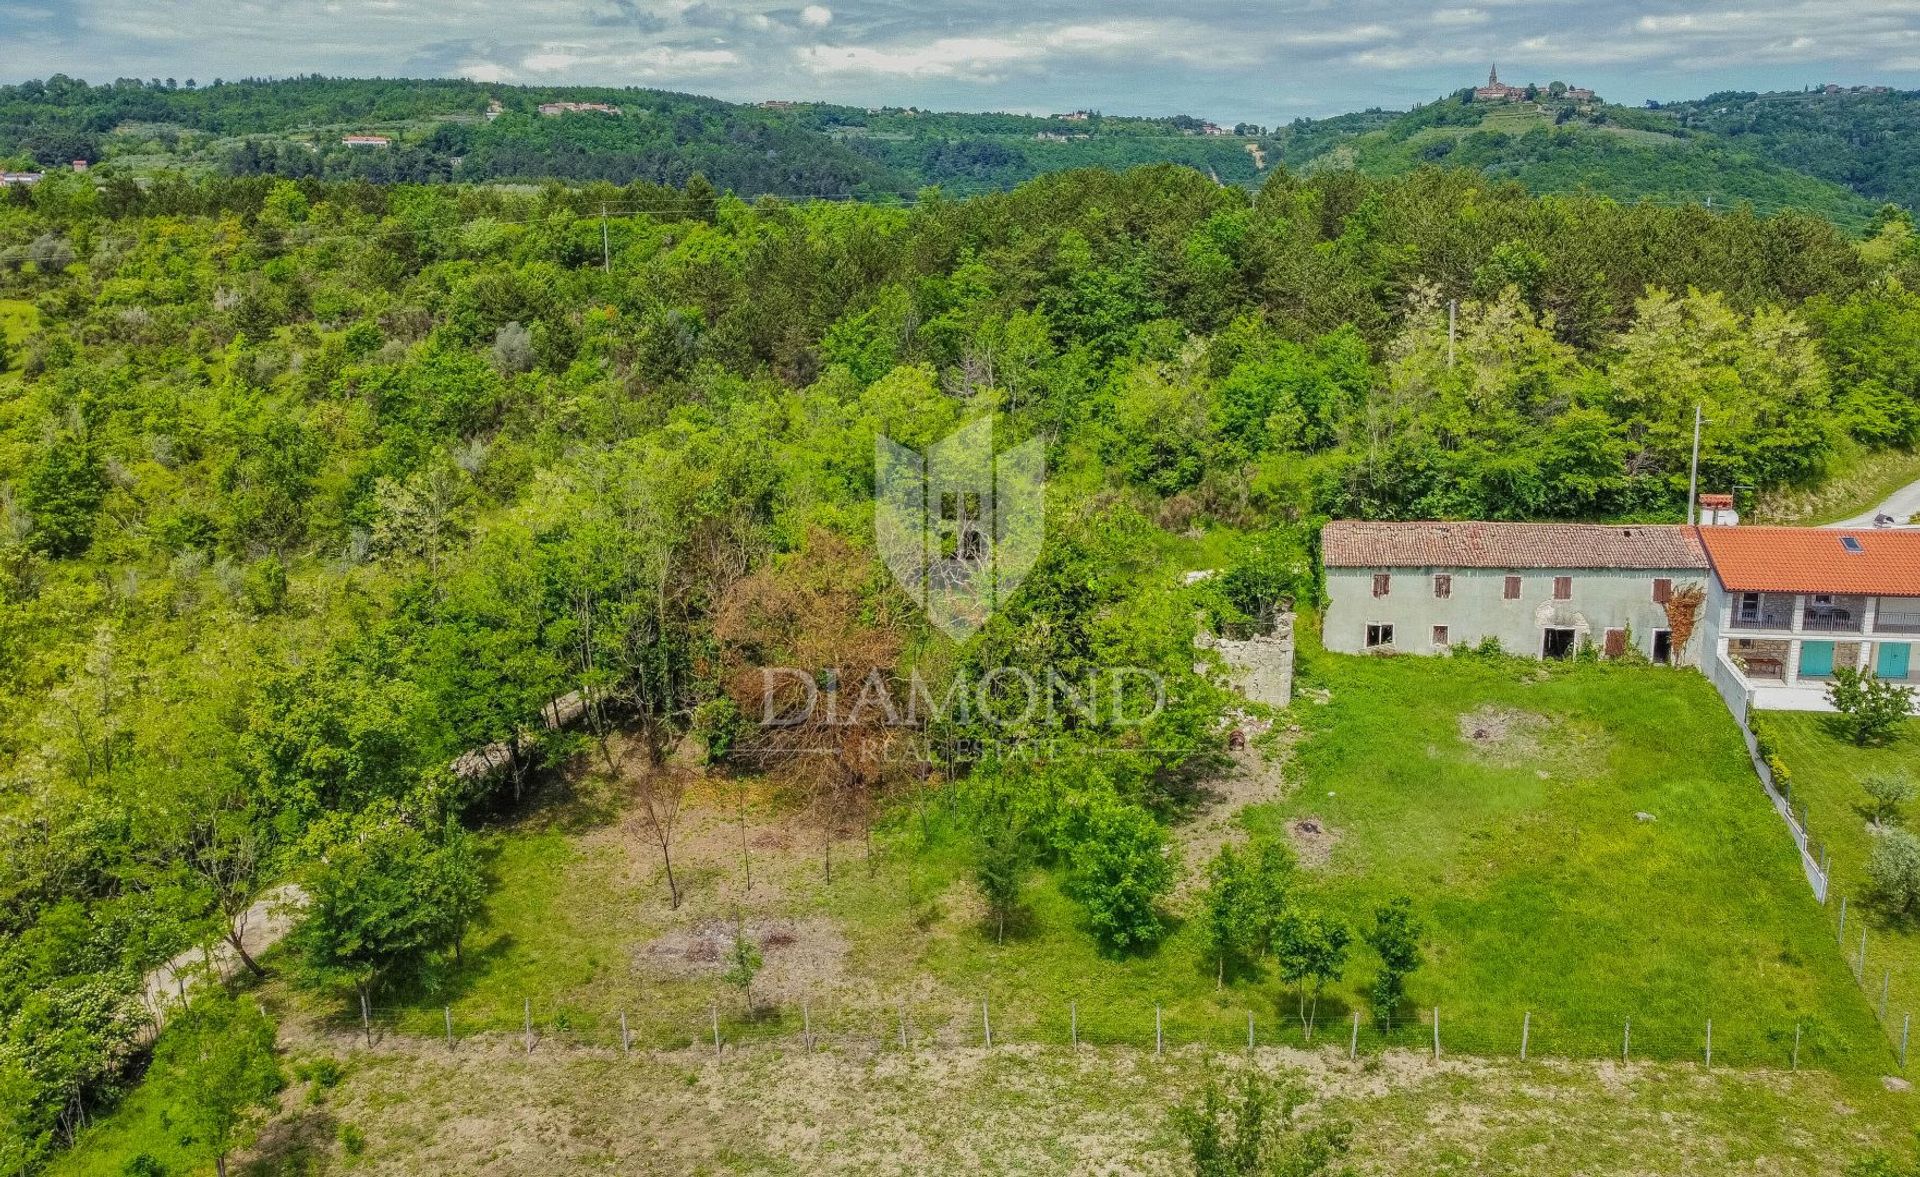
[1864,775,1918,828]
[1065,792,1175,952]
[1767,754,1793,791]
[1869,829,1920,918]
[1171,1070,1352,1176]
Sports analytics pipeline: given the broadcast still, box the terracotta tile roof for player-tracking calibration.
[1322,520,1707,571]
[1698,494,1734,508]
[1696,526,1920,595]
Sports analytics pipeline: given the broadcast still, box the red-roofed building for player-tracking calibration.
[1697,527,1920,711]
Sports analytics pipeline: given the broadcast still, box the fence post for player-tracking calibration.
[524,997,533,1055]
[1705,1019,1712,1069]
[983,998,992,1048]
[1792,1023,1800,1071]
[1859,926,1869,981]
[444,1006,453,1050]
[621,1011,631,1054]
[1247,1010,1255,1053]
[362,991,373,1046]
[1521,1011,1530,1061]
[1883,972,1892,1023]
[1155,1005,1164,1056]
[1349,1010,1359,1061]
[1432,1008,1440,1061]
[1622,1018,1630,1063]
[1839,895,1848,943]
[803,999,812,1051]
[900,1001,909,1050]
[1070,1000,1078,1049]
[711,1002,721,1055]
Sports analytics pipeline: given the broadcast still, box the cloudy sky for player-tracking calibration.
[5,0,1919,123]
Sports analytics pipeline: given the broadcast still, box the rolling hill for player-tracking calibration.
[0,75,1909,229]
[1285,91,1886,230]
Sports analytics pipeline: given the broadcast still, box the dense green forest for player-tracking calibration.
[1658,87,1920,209]
[3,154,1920,1171]
[3,75,1915,218]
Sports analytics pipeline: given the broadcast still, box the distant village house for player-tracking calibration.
[1473,66,1593,103]
[539,101,621,116]
[341,134,391,148]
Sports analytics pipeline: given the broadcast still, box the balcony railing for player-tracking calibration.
[1729,611,1796,631]
[1800,609,1864,634]
[1878,610,1920,636]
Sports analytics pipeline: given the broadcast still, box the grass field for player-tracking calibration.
[237,645,1888,1076]
[52,1035,1913,1176]
[48,651,1918,1175]
[1762,712,1920,1042]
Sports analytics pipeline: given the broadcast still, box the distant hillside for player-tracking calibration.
[0,76,1307,197]
[1288,91,1881,229]
[0,75,1900,228]
[1654,87,1920,209]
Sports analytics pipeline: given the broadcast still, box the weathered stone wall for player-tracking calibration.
[1197,613,1295,708]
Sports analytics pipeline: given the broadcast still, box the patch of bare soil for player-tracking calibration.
[637,916,851,1002]
[1173,728,1298,896]
[1458,705,1554,758]
[1287,816,1340,868]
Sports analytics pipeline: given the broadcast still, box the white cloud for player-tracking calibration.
[798,35,1041,79]
[800,5,832,28]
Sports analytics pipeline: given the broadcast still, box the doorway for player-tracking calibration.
[1542,628,1576,660]
[1652,630,1672,665]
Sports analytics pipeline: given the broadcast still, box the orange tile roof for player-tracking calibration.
[1696,526,1920,595]
[1322,521,1706,570]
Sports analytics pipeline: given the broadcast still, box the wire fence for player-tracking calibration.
[310,994,1879,1074]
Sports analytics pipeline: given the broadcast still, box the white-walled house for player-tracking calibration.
[1696,526,1920,713]
[1322,521,1708,664]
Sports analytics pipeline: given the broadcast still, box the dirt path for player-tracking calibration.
[142,883,307,1021]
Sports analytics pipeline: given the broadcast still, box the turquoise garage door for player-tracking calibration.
[1878,642,1912,681]
[1800,641,1836,678]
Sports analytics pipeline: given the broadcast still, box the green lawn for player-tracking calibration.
[1248,648,1885,1070]
[1761,712,1920,1041]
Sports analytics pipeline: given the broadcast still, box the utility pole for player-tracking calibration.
[1687,404,1703,526]
[601,204,611,273]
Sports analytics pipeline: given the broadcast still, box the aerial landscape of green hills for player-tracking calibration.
[2,75,1912,225]
[6,59,1920,1177]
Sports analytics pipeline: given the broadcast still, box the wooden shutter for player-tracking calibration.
[1653,578,1672,604]
[1603,628,1626,658]
[1503,575,1521,600]
[1433,574,1451,599]
[1553,576,1572,600]
[1373,573,1391,598]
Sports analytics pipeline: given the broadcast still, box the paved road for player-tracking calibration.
[142,883,307,1025]
[1828,476,1920,529]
